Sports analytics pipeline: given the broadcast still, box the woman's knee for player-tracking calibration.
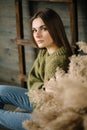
[0,85,12,95]
[0,85,7,94]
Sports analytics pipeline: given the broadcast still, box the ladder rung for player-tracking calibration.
[11,38,37,48]
[18,74,28,82]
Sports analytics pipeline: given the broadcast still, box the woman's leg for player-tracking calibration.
[0,85,33,129]
[0,85,33,112]
[0,109,31,130]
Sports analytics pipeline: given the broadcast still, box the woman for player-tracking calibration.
[0,8,72,130]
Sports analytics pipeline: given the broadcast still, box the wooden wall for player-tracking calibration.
[0,0,87,86]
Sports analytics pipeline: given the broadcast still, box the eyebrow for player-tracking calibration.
[32,25,46,29]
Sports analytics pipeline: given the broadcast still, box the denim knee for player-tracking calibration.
[0,85,7,108]
[0,85,8,95]
[0,85,15,108]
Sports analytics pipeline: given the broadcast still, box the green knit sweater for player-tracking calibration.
[27,47,70,90]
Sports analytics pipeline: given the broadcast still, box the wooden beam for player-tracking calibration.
[69,0,78,53]
[15,0,27,87]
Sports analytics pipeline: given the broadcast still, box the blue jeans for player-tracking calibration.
[0,85,33,130]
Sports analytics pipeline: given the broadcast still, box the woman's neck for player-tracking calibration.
[47,45,59,55]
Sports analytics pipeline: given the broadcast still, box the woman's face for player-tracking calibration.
[32,17,58,54]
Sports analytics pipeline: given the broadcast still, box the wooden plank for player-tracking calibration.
[0,67,20,86]
[49,0,73,3]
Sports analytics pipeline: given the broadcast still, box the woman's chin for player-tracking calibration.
[38,46,45,49]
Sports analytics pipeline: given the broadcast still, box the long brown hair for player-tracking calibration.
[30,8,72,56]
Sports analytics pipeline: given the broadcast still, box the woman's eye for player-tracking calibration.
[32,29,37,33]
[41,27,47,31]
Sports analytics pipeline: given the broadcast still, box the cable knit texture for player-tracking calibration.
[27,47,70,90]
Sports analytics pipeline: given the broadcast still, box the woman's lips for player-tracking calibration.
[36,40,44,44]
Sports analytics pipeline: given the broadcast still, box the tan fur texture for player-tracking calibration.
[23,41,87,130]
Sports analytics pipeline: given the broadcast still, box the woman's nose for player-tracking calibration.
[36,30,41,37]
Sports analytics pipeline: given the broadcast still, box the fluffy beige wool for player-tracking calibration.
[23,41,87,130]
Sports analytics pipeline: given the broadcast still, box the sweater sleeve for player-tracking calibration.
[27,49,46,90]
